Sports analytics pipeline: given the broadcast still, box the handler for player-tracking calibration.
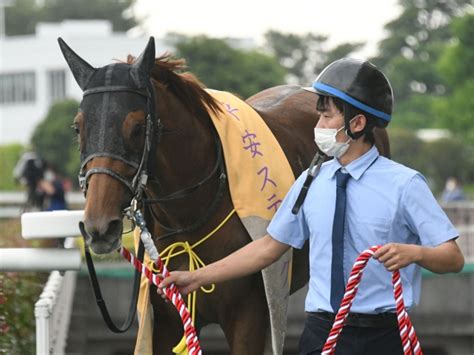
[158,58,464,354]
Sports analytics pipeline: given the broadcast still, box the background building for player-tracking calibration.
[0,20,166,145]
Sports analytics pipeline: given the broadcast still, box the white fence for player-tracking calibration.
[0,191,85,218]
[441,201,474,263]
[0,210,83,355]
[34,238,78,355]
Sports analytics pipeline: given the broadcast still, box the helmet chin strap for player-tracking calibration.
[343,103,366,140]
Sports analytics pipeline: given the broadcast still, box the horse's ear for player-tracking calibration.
[58,37,95,91]
[131,37,155,87]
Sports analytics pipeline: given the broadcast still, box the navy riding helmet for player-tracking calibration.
[305,58,394,128]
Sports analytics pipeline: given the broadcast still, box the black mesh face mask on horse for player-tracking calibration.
[58,37,157,334]
[58,37,157,204]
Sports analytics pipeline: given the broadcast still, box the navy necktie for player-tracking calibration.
[330,169,351,312]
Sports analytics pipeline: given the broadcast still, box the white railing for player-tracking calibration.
[0,191,85,218]
[441,201,474,263]
[35,238,78,355]
[0,210,83,355]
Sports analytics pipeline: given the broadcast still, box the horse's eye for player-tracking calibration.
[71,124,80,135]
[132,124,146,138]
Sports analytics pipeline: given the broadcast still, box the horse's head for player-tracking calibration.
[59,37,156,254]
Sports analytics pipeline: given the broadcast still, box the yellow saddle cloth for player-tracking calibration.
[134,90,295,355]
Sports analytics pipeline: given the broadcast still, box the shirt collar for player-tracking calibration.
[327,145,379,181]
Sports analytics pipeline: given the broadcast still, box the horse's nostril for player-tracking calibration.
[106,219,123,237]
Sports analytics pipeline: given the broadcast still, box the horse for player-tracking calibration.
[59,37,390,354]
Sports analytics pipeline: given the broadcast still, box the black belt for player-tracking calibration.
[308,311,398,328]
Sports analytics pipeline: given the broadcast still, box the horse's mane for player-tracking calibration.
[127,54,222,118]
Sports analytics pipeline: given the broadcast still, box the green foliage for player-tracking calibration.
[41,0,137,32]
[388,127,426,172]
[389,127,474,192]
[0,220,48,354]
[390,94,439,130]
[4,0,40,36]
[437,14,474,86]
[30,99,80,181]
[173,35,286,98]
[5,0,137,36]
[371,0,473,131]
[421,137,474,191]
[0,272,46,354]
[434,80,474,145]
[0,144,24,190]
[264,30,362,85]
[434,13,474,146]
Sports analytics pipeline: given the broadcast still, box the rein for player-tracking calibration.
[79,221,144,333]
[144,128,228,240]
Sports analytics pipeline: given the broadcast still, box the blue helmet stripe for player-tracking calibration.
[313,82,391,121]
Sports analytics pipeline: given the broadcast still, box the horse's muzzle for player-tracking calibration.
[79,219,122,254]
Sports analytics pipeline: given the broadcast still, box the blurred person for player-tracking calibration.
[157,58,464,355]
[38,163,68,211]
[13,150,45,211]
[441,176,466,203]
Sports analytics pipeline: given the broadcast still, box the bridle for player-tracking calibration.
[78,81,227,228]
[78,83,156,203]
[143,127,227,241]
[78,78,227,333]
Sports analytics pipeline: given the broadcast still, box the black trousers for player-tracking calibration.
[298,313,404,355]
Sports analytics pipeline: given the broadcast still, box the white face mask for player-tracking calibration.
[314,124,352,158]
[44,170,55,182]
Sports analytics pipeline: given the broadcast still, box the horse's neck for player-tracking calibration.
[146,87,220,231]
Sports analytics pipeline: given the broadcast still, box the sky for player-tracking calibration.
[133,0,402,57]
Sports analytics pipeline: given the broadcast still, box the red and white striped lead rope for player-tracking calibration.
[322,245,422,355]
[119,246,202,355]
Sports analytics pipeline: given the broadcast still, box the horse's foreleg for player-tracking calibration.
[220,274,269,355]
[149,289,187,354]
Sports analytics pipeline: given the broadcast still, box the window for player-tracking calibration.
[0,72,36,104]
[47,70,66,103]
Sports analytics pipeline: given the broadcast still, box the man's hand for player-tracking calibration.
[157,271,200,300]
[156,234,291,300]
[373,243,421,272]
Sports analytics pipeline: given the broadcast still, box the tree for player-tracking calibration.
[371,0,472,130]
[437,13,474,87]
[264,30,362,85]
[388,127,426,173]
[30,99,80,181]
[421,137,474,192]
[41,0,137,32]
[4,0,40,36]
[389,128,474,193]
[5,0,137,36]
[172,35,286,98]
[434,13,474,145]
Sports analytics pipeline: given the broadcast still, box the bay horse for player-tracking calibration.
[59,37,390,354]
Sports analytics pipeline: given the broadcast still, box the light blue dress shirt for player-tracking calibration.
[268,145,458,314]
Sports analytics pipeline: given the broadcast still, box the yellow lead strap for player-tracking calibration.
[150,209,237,354]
